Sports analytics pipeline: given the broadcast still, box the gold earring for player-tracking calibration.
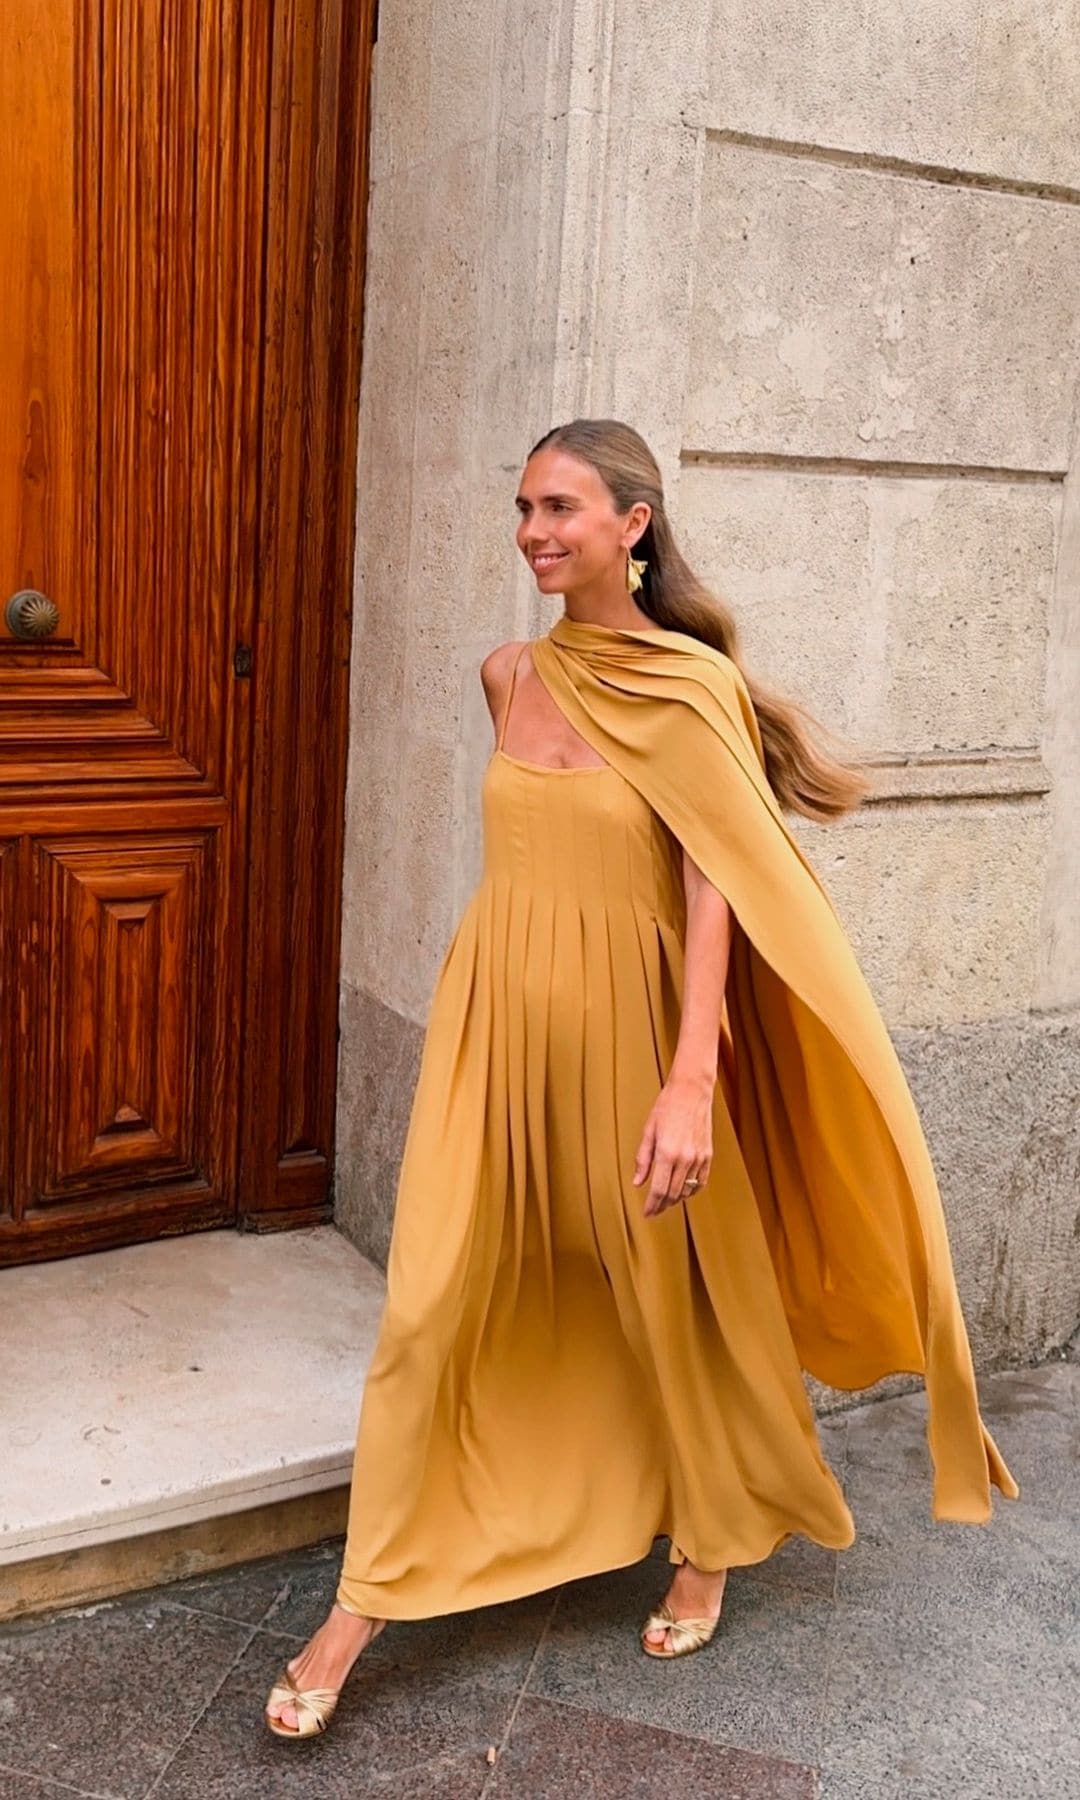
[626,550,647,593]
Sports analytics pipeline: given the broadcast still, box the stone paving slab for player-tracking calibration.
[528,1557,835,1765]
[0,1363,1074,1798]
[486,1697,816,1797]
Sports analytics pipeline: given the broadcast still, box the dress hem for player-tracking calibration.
[335,1514,858,1622]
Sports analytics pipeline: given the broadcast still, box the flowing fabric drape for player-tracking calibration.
[530,614,1017,1523]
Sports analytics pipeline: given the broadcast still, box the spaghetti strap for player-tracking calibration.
[496,642,530,751]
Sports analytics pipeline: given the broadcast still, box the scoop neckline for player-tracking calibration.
[492,747,616,776]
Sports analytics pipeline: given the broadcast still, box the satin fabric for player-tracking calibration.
[528,613,1017,1523]
[336,636,860,1620]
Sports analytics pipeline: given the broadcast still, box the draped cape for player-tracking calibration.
[531,613,1018,1524]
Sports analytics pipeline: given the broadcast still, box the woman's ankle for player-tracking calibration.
[669,1561,728,1608]
[679,1561,727,1585]
[334,1595,372,1621]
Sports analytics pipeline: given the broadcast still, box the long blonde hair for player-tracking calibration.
[528,418,872,821]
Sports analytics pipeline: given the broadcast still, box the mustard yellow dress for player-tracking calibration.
[336,641,855,1620]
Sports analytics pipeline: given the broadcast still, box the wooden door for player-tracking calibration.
[0,1,373,1266]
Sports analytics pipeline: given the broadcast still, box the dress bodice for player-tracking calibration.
[480,747,686,929]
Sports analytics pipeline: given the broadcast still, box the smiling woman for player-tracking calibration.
[263,417,1016,1740]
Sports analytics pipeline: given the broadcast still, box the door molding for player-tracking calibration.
[238,0,376,1230]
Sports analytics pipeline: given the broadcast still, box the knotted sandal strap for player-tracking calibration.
[640,1599,721,1659]
[265,1671,341,1738]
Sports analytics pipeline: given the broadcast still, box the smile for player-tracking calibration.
[532,552,568,570]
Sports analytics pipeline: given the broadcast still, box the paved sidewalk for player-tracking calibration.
[0,1363,1076,1799]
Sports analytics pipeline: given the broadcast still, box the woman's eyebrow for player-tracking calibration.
[515,492,579,506]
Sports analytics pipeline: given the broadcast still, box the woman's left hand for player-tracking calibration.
[632,1073,714,1217]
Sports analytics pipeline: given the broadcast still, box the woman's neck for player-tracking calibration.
[558,588,654,633]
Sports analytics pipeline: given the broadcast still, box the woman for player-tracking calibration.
[265,418,1018,1738]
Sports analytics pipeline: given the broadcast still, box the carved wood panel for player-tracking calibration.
[32,835,212,1190]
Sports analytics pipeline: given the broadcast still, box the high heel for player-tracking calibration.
[264,1609,385,1740]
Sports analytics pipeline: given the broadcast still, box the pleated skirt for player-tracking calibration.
[336,749,855,1618]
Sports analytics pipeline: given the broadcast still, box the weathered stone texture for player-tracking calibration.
[686,144,1080,470]
[679,466,1057,752]
[896,1014,1080,1364]
[705,0,1080,190]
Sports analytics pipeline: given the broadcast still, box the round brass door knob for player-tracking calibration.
[5,590,60,639]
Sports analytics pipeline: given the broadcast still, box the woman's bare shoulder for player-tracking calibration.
[479,638,530,698]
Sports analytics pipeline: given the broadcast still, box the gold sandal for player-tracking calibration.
[640,1591,724,1660]
[264,1611,385,1740]
[264,1670,342,1739]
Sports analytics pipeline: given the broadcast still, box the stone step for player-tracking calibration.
[0,1226,385,1621]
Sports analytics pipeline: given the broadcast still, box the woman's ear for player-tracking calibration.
[625,500,652,547]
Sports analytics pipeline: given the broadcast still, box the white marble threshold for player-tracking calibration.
[1,1226,385,1568]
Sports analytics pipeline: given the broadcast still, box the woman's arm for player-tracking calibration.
[633,845,734,1217]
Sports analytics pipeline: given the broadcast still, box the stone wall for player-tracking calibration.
[336,0,1080,1365]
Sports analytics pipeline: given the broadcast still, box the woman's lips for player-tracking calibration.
[532,551,568,571]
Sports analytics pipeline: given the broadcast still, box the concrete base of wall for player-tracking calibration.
[335,980,1080,1366]
[334,979,425,1267]
[896,1009,1080,1366]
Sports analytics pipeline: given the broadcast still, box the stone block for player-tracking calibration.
[597,0,711,128]
[594,120,705,469]
[705,0,1080,190]
[355,170,426,465]
[686,142,1080,469]
[896,1014,1080,1364]
[492,0,573,130]
[677,463,1057,752]
[793,799,1048,1027]
[478,118,564,437]
[412,142,489,465]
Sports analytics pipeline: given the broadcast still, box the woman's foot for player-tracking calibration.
[642,1558,727,1653]
[264,1603,385,1734]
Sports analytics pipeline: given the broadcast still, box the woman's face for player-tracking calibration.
[515,447,648,596]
